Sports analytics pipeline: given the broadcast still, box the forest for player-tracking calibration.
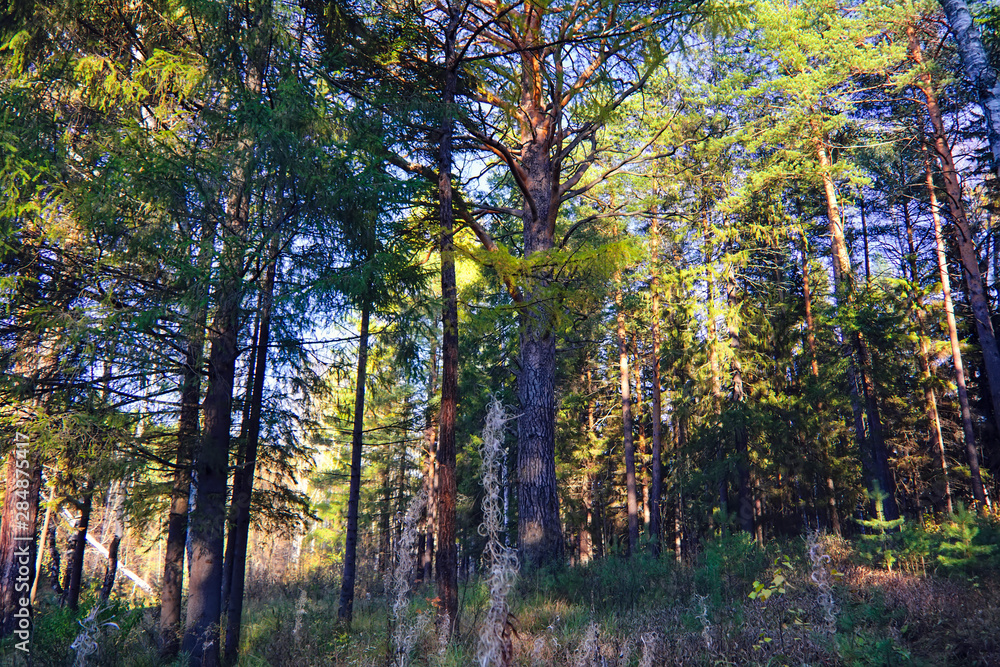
[3,0,1000,665]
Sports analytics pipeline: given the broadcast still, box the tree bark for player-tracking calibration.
[0,451,41,638]
[813,132,899,520]
[928,155,985,507]
[727,278,754,535]
[615,273,640,557]
[161,220,213,659]
[337,301,371,623]
[223,234,279,663]
[62,487,92,611]
[436,4,460,629]
[910,26,989,505]
[903,199,954,513]
[649,215,664,557]
[182,21,263,658]
[938,0,1000,180]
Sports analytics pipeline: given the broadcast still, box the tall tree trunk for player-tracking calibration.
[649,215,664,557]
[182,23,264,658]
[62,486,93,611]
[337,302,371,623]
[161,220,214,659]
[727,278,754,535]
[632,339,650,530]
[910,27,990,505]
[0,450,42,638]
[928,155,986,507]
[223,235,279,663]
[813,131,899,520]
[938,0,1000,179]
[800,235,841,534]
[903,199,954,513]
[436,4,460,629]
[615,261,640,557]
[514,11,563,569]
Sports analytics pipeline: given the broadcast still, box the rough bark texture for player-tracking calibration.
[939,0,1000,179]
[337,302,371,623]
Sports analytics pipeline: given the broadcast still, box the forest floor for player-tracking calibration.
[6,531,1000,666]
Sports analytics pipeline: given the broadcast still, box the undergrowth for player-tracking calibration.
[4,512,1000,666]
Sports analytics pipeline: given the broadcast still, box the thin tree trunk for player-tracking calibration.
[649,215,664,557]
[928,155,985,507]
[337,302,371,623]
[436,5,460,630]
[420,344,438,584]
[910,28,989,505]
[813,131,899,520]
[615,268,640,557]
[632,339,650,531]
[223,235,279,663]
[99,483,124,603]
[727,279,754,535]
[903,199,954,513]
[800,235,841,533]
[30,478,56,605]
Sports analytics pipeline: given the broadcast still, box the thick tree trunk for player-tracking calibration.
[938,0,1000,179]
[223,236,279,663]
[337,302,371,623]
[649,216,664,557]
[62,487,92,611]
[615,270,640,557]
[814,133,899,520]
[182,272,242,666]
[514,11,563,569]
[910,28,989,505]
[0,451,41,638]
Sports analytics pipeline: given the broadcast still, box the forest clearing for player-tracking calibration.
[4,0,1000,664]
